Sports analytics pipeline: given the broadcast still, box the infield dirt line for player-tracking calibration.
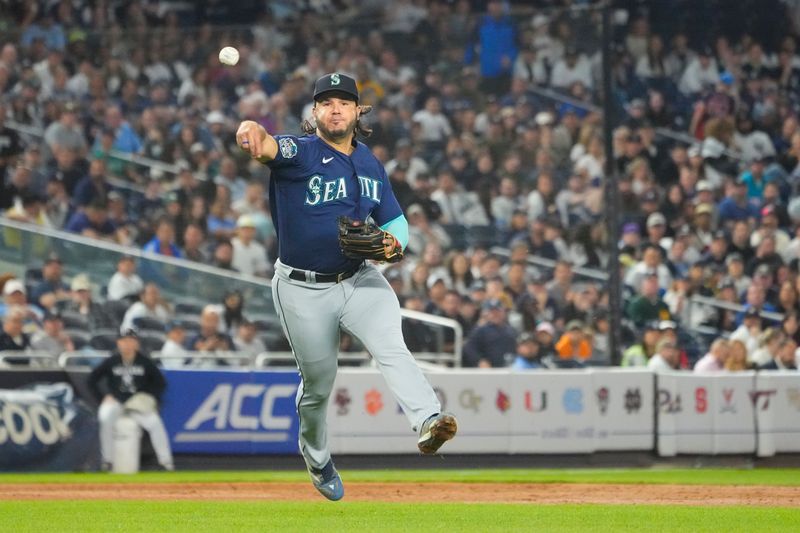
[0,482,798,506]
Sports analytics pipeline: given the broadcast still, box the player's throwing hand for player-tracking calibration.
[236,120,276,160]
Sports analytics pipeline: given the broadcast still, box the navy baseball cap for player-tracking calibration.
[313,73,359,102]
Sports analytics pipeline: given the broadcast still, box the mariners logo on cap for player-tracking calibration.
[331,73,341,85]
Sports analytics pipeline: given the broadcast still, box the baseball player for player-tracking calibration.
[236,73,457,501]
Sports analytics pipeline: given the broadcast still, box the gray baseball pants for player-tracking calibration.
[272,259,440,470]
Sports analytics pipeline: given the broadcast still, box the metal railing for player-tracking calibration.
[57,350,110,368]
[688,294,785,323]
[490,245,609,282]
[5,120,179,194]
[0,351,60,368]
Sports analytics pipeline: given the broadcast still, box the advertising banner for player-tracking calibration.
[591,369,655,451]
[510,371,594,453]
[160,369,300,454]
[755,371,800,456]
[657,372,756,455]
[0,383,99,471]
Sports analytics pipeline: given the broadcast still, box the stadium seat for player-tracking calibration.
[89,330,120,351]
[24,267,43,284]
[175,301,205,315]
[61,312,90,331]
[65,329,90,350]
[103,300,130,329]
[138,333,166,356]
[174,314,202,332]
[249,314,282,333]
[133,316,167,333]
[261,331,290,351]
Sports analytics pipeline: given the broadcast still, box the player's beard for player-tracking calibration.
[317,116,357,143]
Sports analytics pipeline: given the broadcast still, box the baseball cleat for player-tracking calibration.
[417,412,458,454]
[308,460,344,501]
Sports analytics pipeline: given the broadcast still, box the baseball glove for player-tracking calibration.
[337,216,404,263]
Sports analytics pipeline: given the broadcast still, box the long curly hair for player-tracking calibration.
[301,105,373,138]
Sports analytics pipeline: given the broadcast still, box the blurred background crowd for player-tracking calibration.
[1,0,800,372]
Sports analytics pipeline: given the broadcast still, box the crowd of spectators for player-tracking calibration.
[1,1,800,371]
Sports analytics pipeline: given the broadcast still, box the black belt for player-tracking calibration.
[289,267,359,283]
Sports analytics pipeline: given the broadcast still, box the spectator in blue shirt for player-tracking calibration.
[94,106,142,154]
[143,218,182,258]
[464,0,517,95]
[64,201,117,240]
[71,159,111,209]
[718,179,760,227]
[510,332,544,370]
[737,156,769,202]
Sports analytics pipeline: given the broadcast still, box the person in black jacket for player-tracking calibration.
[462,299,517,367]
[759,337,798,371]
[88,329,174,471]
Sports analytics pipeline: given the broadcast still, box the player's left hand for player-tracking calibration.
[338,216,404,263]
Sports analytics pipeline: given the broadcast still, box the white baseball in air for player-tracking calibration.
[218,46,240,66]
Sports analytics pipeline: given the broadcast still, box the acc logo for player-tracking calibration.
[279,137,297,159]
[562,388,583,414]
[183,384,296,432]
[334,388,351,415]
[496,390,510,413]
[330,73,341,85]
[365,388,383,415]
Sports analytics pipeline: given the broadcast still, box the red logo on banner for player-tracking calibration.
[749,389,777,411]
[365,388,384,415]
[525,391,547,412]
[496,390,510,413]
[695,387,707,413]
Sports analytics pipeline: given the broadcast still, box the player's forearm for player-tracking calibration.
[236,120,278,161]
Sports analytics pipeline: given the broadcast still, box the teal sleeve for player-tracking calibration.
[380,214,409,250]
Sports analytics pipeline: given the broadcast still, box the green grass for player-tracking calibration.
[0,501,797,532]
[0,468,799,486]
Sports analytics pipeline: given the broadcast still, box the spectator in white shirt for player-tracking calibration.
[730,306,764,360]
[119,283,171,334]
[430,168,489,226]
[679,48,720,95]
[159,321,190,369]
[513,47,548,86]
[647,338,680,373]
[383,138,429,187]
[550,46,593,90]
[231,214,270,278]
[412,96,453,143]
[107,255,144,301]
[233,320,267,357]
[491,177,524,230]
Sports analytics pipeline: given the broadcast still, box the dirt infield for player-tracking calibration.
[0,482,798,506]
